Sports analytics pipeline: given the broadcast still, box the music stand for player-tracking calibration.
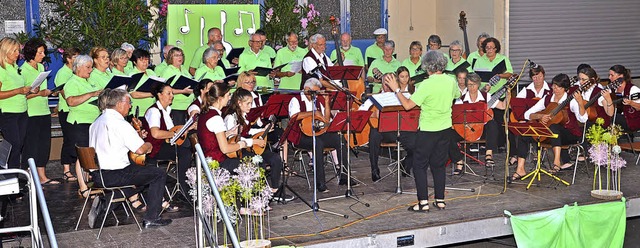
[508,122,569,189]
[283,91,348,220]
[451,103,490,178]
[263,93,295,118]
[328,90,356,111]
[320,111,372,206]
[375,107,419,195]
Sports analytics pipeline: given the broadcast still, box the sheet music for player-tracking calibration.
[30,71,51,91]
[169,116,195,145]
[369,92,411,107]
[148,75,167,82]
[343,59,355,66]
[289,60,302,73]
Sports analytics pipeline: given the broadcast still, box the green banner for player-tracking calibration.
[167,4,260,68]
[506,199,626,248]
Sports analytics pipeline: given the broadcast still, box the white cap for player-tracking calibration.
[373,28,388,35]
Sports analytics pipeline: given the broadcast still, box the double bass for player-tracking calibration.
[458,11,470,59]
[329,16,370,148]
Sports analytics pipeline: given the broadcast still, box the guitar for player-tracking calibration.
[612,92,640,105]
[487,74,519,114]
[129,106,146,166]
[166,114,198,146]
[458,11,470,58]
[226,125,242,159]
[583,78,622,121]
[247,115,276,155]
[532,78,595,139]
[452,102,492,141]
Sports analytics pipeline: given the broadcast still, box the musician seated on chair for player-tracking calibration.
[606,65,640,133]
[89,88,171,228]
[288,78,356,192]
[223,88,293,201]
[511,74,588,182]
[187,79,215,118]
[359,67,416,182]
[197,83,265,172]
[142,83,194,203]
[576,67,612,143]
[452,73,506,174]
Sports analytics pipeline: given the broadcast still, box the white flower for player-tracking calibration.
[252,155,263,165]
[612,145,622,154]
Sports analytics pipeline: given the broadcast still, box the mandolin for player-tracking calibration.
[452,102,492,141]
[458,11,470,58]
[129,106,146,166]
[300,112,329,136]
[247,115,276,155]
[166,114,198,146]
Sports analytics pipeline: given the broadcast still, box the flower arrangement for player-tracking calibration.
[261,0,324,48]
[586,117,626,199]
[186,155,271,246]
[19,0,169,53]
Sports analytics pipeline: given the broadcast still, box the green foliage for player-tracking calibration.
[261,0,323,48]
[34,0,168,52]
[586,117,622,146]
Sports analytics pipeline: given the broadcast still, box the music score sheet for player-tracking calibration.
[369,92,411,109]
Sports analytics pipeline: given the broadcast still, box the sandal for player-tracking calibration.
[432,199,446,210]
[509,172,525,183]
[63,171,78,182]
[130,198,147,213]
[485,155,495,167]
[41,179,60,185]
[407,201,430,212]
[162,201,179,213]
[78,188,95,199]
[453,161,464,175]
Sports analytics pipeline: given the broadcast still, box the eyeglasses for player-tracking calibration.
[450,49,462,52]
[485,46,496,50]
[250,40,261,43]
[245,81,256,85]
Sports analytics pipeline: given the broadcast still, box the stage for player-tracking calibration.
[2,146,640,247]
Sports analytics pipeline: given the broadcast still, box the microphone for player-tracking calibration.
[310,63,323,73]
[527,59,539,69]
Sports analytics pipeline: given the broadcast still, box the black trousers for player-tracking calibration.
[90,165,166,221]
[493,109,507,148]
[170,110,188,126]
[58,111,75,165]
[22,115,51,167]
[297,132,347,187]
[151,141,193,195]
[261,149,283,188]
[413,130,449,201]
[0,112,28,169]
[448,128,463,162]
[368,128,416,173]
[68,123,90,161]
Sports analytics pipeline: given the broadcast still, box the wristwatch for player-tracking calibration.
[394,88,401,93]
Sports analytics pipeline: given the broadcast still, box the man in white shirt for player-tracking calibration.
[89,88,171,228]
[301,34,339,89]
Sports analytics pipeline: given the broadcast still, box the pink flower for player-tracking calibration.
[57,48,64,53]
[309,4,315,11]
[293,6,300,14]
[300,18,308,29]
[266,8,274,17]
[275,45,283,50]
[304,39,308,46]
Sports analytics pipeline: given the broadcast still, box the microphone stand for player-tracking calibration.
[283,90,348,220]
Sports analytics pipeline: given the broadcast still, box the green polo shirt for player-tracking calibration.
[21,63,50,116]
[124,61,133,74]
[274,46,307,90]
[64,75,100,124]
[54,65,73,112]
[368,57,401,93]
[189,44,210,70]
[466,51,481,67]
[410,74,460,132]
[111,67,127,76]
[364,44,384,65]
[89,69,113,88]
[472,53,513,94]
[0,63,27,113]
[195,65,226,82]
[130,68,157,117]
[238,49,273,88]
[330,46,365,66]
[154,61,168,76]
[446,58,473,77]
[401,57,422,77]
[161,65,193,111]
[263,46,277,60]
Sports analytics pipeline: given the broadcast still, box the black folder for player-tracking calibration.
[253,63,287,77]
[104,73,144,90]
[410,73,428,83]
[225,47,244,62]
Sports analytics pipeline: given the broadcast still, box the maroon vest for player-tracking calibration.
[190,98,202,110]
[622,83,640,131]
[300,50,329,89]
[542,94,581,136]
[142,104,167,158]
[525,83,552,99]
[287,95,325,145]
[197,109,226,162]
[252,92,263,107]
